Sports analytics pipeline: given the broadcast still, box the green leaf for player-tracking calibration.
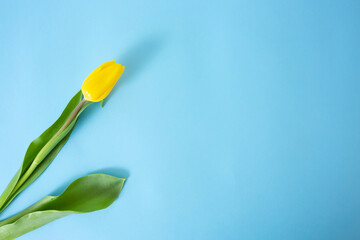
[0,91,86,213]
[0,174,125,240]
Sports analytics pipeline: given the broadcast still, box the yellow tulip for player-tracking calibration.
[82,60,125,102]
[2,61,126,215]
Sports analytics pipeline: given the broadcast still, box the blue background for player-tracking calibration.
[0,0,360,239]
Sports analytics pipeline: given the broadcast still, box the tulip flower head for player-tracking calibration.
[82,60,125,102]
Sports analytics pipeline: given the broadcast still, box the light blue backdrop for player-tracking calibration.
[0,0,359,239]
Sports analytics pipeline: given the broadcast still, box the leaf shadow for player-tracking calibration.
[88,167,130,179]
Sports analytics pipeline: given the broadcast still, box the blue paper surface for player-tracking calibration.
[0,0,359,239]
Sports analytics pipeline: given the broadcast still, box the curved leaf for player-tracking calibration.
[21,91,83,175]
[0,91,85,213]
[0,174,125,239]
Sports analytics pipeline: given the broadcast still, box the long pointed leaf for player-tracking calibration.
[0,91,84,213]
[0,174,125,239]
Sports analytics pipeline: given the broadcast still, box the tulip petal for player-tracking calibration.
[82,61,125,102]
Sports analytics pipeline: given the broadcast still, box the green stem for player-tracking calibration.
[12,99,87,194]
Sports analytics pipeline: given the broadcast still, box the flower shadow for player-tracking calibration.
[103,37,164,106]
[76,36,164,125]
